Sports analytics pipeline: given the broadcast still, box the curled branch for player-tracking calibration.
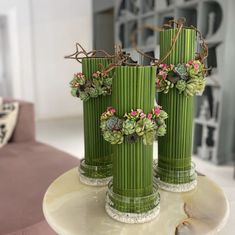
[190,25,208,63]
[64,42,115,63]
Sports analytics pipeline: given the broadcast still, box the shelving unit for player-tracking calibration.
[115,0,235,164]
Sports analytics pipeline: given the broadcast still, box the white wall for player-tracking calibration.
[31,0,93,119]
[0,0,35,101]
[0,0,92,119]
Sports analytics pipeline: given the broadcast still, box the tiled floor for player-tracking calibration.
[36,117,235,235]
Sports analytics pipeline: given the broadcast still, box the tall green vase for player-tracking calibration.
[105,66,160,223]
[79,58,113,186]
[155,28,197,192]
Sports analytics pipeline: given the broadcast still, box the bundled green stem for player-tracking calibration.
[111,66,156,213]
[157,28,196,184]
[82,58,112,178]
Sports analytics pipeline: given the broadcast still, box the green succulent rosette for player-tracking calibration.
[156,60,206,96]
[100,106,168,145]
[70,70,112,101]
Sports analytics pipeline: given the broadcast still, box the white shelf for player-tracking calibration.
[194,118,218,128]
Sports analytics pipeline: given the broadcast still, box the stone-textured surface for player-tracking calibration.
[43,168,229,235]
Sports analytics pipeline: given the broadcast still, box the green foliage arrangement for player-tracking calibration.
[100,106,168,145]
[70,71,112,101]
[156,60,206,96]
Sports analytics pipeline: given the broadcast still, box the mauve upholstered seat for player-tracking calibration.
[0,100,79,235]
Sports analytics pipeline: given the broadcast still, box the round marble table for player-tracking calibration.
[43,168,229,235]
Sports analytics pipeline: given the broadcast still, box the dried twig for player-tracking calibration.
[64,42,115,63]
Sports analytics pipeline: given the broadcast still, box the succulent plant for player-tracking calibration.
[123,119,136,135]
[103,77,113,86]
[76,76,86,85]
[159,110,168,120]
[187,63,203,77]
[174,64,188,80]
[184,81,197,96]
[71,88,78,97]
[79,84,86,91]
[104,131,123,144]
[100,120,106,130]
[85,80,93,88]
[143,131,155,145]
[88,87,99,98]
[135,125,144,136]
[157,79,174,94]
[70,70,113,101]
[97,87,104,95]
[144,118,155,130]
[176,80,187,94]
[79,91,89,101]
[168,75,180,84]
[70,79,79,88]
[106,116,123,131]
[196,78,206,93]
[156,60,206,97]
[92,79,102,87]
[101,106,168,145]
[156,125,167,136]
[155,118,164,126]
[135,118,155,137]
[125,133,139,143]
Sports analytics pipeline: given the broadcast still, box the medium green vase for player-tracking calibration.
[106,66,160,223]
[156,28,197,189]
[79,58,112,185]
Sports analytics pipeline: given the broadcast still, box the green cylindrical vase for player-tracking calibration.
[79,58,113,186]
[155,28,197,192]
[105,66,160,223]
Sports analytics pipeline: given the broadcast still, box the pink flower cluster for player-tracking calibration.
[92,71,102,78]
[101,106,116,120]
[128,109,146,120]
[158,64,173,80]
[147,106,162,119]
[156,64,174,87]
[107,106,116,114]
[101,106,163,121]
[125,106,162,121]
[186,60,202,72]
[92,70,108,79]
[75,72,85,78]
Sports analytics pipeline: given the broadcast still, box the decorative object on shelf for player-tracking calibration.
[156,0,167,10]
[206,12,216,39]
[65,44,115,186]
[104,62,167,223]
[197,126,216,161]
[143,0,155,13]
[155,19,208,192]
[100,106,167,145]
[129,0,140,15]
[199,98,211,120]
